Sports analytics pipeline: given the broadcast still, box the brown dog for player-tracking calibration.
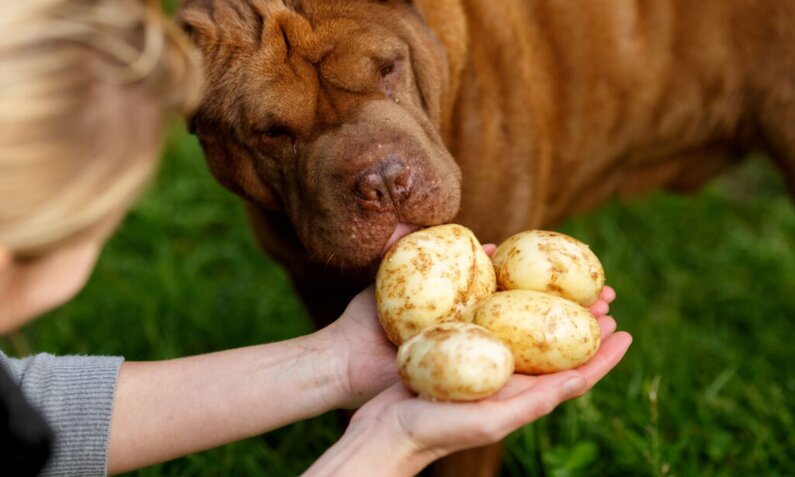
[176,0,795,474]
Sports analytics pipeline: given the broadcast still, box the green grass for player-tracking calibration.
[4,128,795,476]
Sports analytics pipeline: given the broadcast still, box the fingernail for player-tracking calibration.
[563,377,586,396]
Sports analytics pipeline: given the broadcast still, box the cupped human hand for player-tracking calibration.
[344,316,632,470]
[325,286,400,409]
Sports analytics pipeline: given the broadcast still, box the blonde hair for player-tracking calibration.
[0,0,203,256]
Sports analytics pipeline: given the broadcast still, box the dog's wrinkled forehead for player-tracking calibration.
[178,0,407,133]
[179,0,316,51]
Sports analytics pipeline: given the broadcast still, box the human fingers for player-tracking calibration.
[597,315,616,339]
[589,299,609,316]
[470,371,586,441]
[600,285,617,304]
[573,331,633,392]
[484,374,542,401]
[590,286,616,316]
[483,243,497,257]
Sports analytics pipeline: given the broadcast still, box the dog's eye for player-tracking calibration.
[262,125,292,139]
[377,58,402,99]
[379,60,397,78]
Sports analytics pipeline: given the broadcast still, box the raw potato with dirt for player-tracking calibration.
[492,230,605,306]
[469,290,602,374]
[375,224,496,345]
[397,322,514,401]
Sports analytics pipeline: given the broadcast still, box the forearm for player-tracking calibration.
[107,329,346,475]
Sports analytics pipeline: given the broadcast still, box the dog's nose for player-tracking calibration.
[354,156,413,210]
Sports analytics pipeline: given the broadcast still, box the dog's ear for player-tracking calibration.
[176,0,273,53]
[174,0,217,47]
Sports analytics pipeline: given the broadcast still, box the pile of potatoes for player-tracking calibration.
[375,224,605,401]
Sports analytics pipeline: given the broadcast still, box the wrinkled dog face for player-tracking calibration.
[178,0,461,268]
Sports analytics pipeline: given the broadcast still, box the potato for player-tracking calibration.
[492,230,605,306]
[375,224,497,345]
[397,322,514,401]
[470,290,601,374]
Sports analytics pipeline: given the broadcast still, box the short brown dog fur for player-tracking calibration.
[177,0,795,475]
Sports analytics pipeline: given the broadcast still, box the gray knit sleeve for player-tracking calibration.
[0,350,123,477]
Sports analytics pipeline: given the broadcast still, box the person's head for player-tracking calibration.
[0,0,203,333]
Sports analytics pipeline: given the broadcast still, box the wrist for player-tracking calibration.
[305,412,430,477]
[298,327,354,412]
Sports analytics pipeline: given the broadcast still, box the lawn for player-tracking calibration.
[4,127,795,476]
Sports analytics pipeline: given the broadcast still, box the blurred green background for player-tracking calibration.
[4,127,794,476]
